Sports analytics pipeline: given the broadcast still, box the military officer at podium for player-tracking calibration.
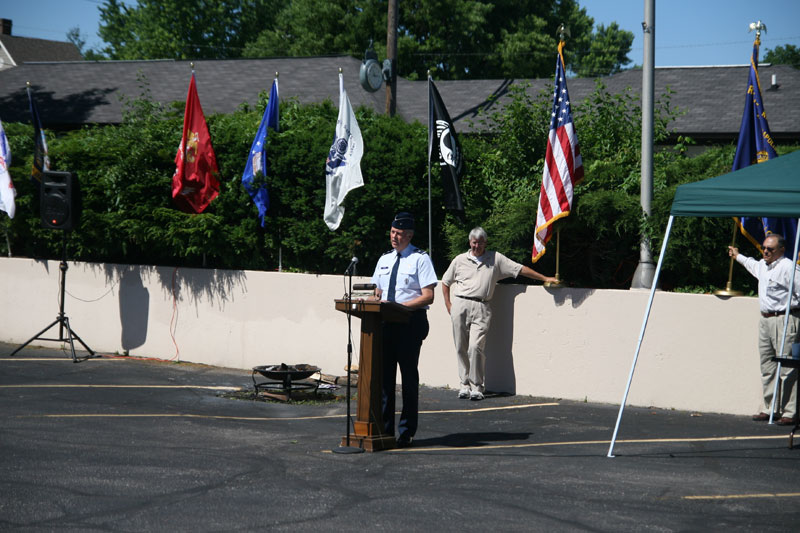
[371,212,437,447]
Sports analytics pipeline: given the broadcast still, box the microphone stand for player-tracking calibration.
[333,258,364,454]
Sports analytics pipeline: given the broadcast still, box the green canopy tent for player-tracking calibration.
[608,149,800,457]
[671,149,800,218]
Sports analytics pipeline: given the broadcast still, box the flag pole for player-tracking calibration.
[275,71,282,272]
[544,226,564,288]
[427,70,433,255]
[714,219,743,296]
[542,25,570,289]
[768,217,800,424]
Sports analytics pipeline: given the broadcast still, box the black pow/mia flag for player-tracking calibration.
[428,78,465,217]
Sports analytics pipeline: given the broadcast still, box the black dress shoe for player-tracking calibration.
[396,435,413,448]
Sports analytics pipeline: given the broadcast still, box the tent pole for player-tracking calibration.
[607,215,674,458]
[768,217,800,423]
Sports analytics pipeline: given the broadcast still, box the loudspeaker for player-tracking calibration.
[41,171,80,231]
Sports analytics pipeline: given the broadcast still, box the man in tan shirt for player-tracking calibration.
[442,227,557,400]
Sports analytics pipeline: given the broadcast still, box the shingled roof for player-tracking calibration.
[0,35,82,70]
[0,55,797,143]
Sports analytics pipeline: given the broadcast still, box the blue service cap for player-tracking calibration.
[392,212,415,230]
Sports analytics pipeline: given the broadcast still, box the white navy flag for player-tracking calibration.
[324,72,364,230]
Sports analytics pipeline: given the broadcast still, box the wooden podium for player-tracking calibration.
[334,298,410,451]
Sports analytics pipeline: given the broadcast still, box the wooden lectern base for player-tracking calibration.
[340,434,396,452]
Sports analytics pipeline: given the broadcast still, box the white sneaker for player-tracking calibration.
[470,390,484,401]
[458,386,470,399]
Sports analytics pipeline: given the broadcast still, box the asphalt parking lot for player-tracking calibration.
[1,341,799,532]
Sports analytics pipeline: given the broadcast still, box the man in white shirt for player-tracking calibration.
[729,234,799,424]
[442,227,557,400]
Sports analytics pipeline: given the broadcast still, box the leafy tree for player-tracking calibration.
[572,22,634,77]
[764,44,800,69]
[65,27,86,55]
[242,0,382,60]
[97,0,287,60]
[242,0,633,79]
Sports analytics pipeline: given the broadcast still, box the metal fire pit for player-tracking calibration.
[251,363,320,400]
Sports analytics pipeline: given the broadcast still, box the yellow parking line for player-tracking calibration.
[28,413,344,421]
[420,402,559,414]
[0,384,240,390]
[684,492,800,500]
[393,434,786,452]
[0,358,124,362]
[16,402,557,421]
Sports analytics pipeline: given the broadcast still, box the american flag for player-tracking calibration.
[532,43,583,262]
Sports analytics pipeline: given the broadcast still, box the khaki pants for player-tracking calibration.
[450,297,491,392]
[758,314,799,418]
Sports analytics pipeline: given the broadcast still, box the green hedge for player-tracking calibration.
[2,83,793,292]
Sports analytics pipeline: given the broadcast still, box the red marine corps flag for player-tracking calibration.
[532,40,583,262]
[172,72,220,213]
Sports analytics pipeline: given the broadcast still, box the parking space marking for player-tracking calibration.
[1,358,125,362]
[0,384,241,390]
[13,401,559,421]
[420,402,559,414]
[27,413,345,421]
[393,434,786,452]
[684,492,800,500]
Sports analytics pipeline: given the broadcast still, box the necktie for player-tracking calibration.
[387,254,400,302]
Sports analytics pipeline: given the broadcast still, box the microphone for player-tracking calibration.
[353,283,376,291]
[344,256,358,275]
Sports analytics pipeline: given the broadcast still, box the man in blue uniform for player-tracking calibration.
[371,212,437,447]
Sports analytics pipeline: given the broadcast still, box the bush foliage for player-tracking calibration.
[2,80,795,292]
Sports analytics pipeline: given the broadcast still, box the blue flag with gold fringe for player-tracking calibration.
[734,39,795,259]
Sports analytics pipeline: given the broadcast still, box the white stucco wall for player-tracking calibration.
[0,257,764,415]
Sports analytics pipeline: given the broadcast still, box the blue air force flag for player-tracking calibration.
[0,118,16,218]
[242,78,279,227]
[324,73,364,231]
[733,39,794,259]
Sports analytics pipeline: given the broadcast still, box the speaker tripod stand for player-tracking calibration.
[10,231,95,363]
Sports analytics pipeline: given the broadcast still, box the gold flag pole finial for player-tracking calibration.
[715,220,744,297]
[275,71,279,79]
[338,67,343,74]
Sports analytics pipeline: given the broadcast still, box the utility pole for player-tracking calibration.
[631,0,656,289]
[385,0,398,116]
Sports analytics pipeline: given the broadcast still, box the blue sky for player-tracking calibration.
[3,0,799,67]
